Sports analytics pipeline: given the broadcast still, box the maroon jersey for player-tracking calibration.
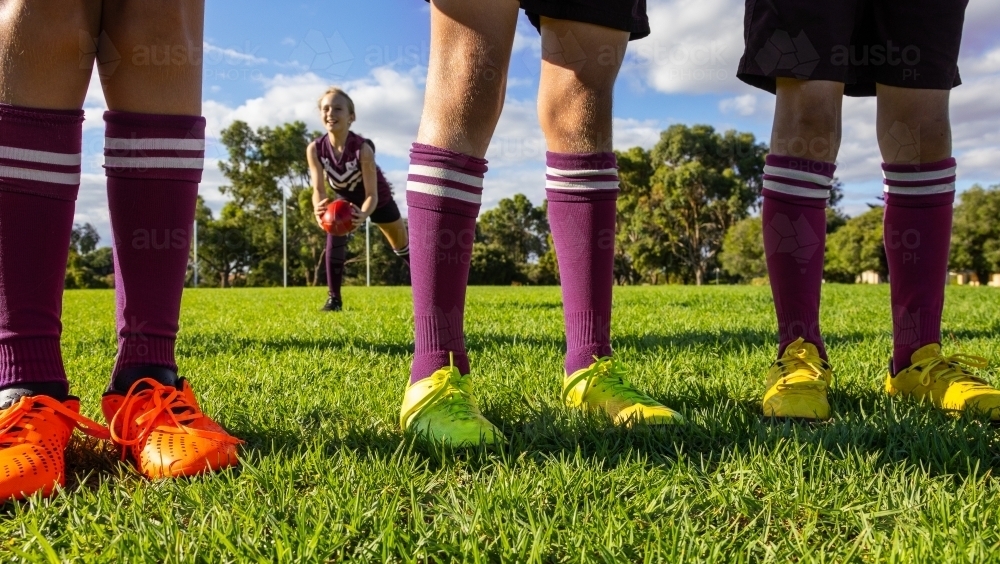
[314,131,394,208]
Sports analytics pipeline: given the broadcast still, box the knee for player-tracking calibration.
[1,0,99,59]
[425,46,506,131]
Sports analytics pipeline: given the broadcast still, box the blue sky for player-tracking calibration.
[76,0,1000,242]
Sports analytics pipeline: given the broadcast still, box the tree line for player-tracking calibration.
[64,121,1000,288]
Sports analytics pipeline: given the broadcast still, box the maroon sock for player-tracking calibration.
[545,151,618,374]
[104,111,204,383]
[406,143,486,383]
[326,234,347,299]
[0,105,83,395]
[883,158,956,373]
[762,154,836,359]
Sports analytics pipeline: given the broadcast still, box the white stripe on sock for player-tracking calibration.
[882,167,957,182]
[0,165,80,185]
[763,165,833,186]
[406,181,482,204]
[104,156,205,169]
[105,137,206,151]
[545,180,620,191]
[883,182,955,195]
[545,166,618,177]
[0,146,81,167]
[763,179,831,199]
[407,165,483,188]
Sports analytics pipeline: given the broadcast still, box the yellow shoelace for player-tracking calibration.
[909,352,990,389]
[774,344,830,392]
[402,354,481,424]
[0,395,109,447]
[563,357,659,407]
[108,378,241,458]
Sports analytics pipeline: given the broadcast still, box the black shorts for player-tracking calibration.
[737,0,968,96]
[368,199,402,224]
[422,0,648,41]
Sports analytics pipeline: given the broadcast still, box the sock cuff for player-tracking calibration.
[103,111,206,182]
[407,143,485,218]
[112,336,177,376]
[882,157,956,201]
[0,338,68,387]
[545,151,619,196]
[0,104,83,201]
[763,154,834,204]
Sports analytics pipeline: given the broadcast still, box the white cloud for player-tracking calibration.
[203,41,268,67]
[628,0,745,94]
[719,94,758,116]
[613,118,664,150]
[202,67,426,159]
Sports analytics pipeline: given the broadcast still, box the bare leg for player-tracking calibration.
[415,0,519,158]
[876,84,951,164]
[377,218,409,251]
[537,17,628,153]
[771,78,843,162]
[99,0,203,114]
[0,0,100,109]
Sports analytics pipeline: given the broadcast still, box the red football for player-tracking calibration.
[321,200,354,236]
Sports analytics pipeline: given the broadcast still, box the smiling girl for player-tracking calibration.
[307,87,409,311]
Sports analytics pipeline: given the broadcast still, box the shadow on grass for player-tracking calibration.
[229,384,1000,484]
[182,328,880,363]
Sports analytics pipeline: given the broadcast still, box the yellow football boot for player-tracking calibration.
[399,357,502,446]
[562,357,683,426]
[885,344,1000,419]
[762,337,832,420]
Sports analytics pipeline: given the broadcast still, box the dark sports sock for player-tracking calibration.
[326,234,348,299]
[0,104,83,398]
[761,154,836,360]
[104,111,204,381]
[406,143,486,383]
[883,158,956,373]
[110,365,179,393]
[545,151,618,374]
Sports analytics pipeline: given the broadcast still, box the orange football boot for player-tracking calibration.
[102,378,241,479]
[0,395,109,502]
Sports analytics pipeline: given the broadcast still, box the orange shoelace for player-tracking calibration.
[0,395,109,447]
[108,378,242,458]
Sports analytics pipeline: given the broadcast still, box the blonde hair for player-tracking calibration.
[317,87,355,118]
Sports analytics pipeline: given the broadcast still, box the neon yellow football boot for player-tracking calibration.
[562,357,683,426]
[885,344,1000,419]
[399,357,502,446]
[762,337,832,420]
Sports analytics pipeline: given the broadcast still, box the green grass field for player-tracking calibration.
[4,285,1000,562]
